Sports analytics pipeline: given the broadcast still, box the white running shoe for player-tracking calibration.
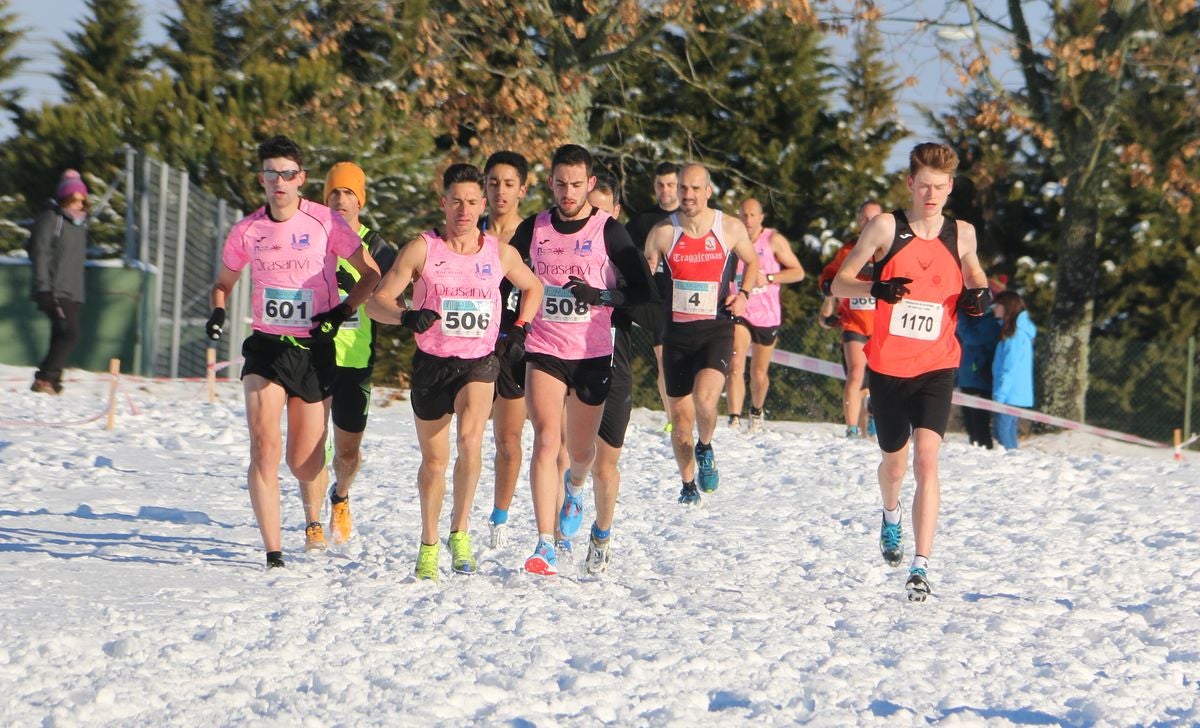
[489,520,508,549]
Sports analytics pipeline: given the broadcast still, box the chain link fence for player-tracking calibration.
[624,317,1199,448]
[127,150,247,378]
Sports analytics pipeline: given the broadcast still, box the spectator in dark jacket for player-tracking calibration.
[29,170,89,394]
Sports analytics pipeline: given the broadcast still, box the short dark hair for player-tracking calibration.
[592,172,619,205]
[859,199,882,214]
[551,144,593,177]
[484,151,529,184]
[909,142,959,176]
[443,162,485,192]
[654,161,680,177]
[257,135,303,168]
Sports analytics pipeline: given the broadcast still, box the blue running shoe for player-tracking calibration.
[695,444,719,493]
[905,567,932,602]
[524,539,558,576]
[678,481,702,505]
[866,415,877,439]
[880,513,903,567]
[559,469,584,537]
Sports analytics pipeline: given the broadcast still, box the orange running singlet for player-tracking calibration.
[865,211,963,378]
[820,239,875,337]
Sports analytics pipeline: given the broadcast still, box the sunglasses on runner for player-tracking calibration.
[261,169,303,181]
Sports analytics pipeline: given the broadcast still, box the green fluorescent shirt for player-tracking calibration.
[333,224,375,369]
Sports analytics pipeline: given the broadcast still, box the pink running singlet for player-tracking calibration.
[221,199,363,337]
[525,209,618,360]
[410,229,504,359]
[733,227,783,327]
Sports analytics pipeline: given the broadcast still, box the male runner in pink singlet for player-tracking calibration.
[725,197,806,433]
[367,164,541,581]
[509,145,655,576]
[207,135,381,569]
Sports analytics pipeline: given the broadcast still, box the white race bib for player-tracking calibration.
[262,287,313,328]
[440,297,495,338]
[849,296,876,311]
[672,280,720,316]
[338,293,361,331]
[542,284,591,323]
[888,298,942,340]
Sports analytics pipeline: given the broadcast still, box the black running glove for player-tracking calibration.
[823,314,842,328]
[400,308,441,333]
[563,275,612,306]
[960,287,992,316]
[205,307,226,340]
[820,278,833,296]
[309,302,353,342]
[335,268,356,294]
[870,277,913,304]
[499,322,528,364]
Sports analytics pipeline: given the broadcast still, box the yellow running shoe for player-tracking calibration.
[329,487,351,545]
[304,521,328,552]
[415,542,440,581]
[447,531,476,574]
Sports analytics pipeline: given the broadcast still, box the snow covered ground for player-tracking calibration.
[1,363,1197,726]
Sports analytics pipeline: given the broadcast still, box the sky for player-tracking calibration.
[1,1,1033,169]
[1,361,1197,724]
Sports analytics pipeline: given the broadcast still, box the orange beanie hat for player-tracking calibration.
[324,162,367,208]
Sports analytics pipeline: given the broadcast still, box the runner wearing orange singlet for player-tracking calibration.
[819,200,883,438]
[831,143,990,602]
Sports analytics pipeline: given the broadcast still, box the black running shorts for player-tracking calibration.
[662,320,734,398]
[410,348,500,421]
[241,332,336,404]
[734,317,780,347]
[525,353,613,407]
[494,354,527,400]
[598,328,635,448]
[867,367,957,453]
[330,365,373,434]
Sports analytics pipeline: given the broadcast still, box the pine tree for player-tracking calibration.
[0,0,26,113]
[55,0,147,102]
[823,18,905,226]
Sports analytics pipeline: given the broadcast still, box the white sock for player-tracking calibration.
[538,533,555,547]
[566,480,583,497]
[883,503,902,525]
[911,555,929,571]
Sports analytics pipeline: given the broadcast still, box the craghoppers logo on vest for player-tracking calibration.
[291,233,310,250]
[475,262,494,280]
[575,238,593,256]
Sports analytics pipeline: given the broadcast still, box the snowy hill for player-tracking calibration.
[1,365,1197,725]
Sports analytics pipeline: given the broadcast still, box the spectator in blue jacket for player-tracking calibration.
[956,277,1004,448]
[992,290,1037,450]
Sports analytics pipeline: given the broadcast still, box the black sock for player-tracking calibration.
[266,551,284,568]
[750,406,762,416]
[330,487,348,505]
[696,441,712,452]
[682,479,697,490]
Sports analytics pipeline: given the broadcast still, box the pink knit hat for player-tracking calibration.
[55,169,88,202]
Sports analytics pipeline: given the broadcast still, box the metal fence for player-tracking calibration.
[118,152,1197,446]
[625,318,1199,448]
[124,150,247,378]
